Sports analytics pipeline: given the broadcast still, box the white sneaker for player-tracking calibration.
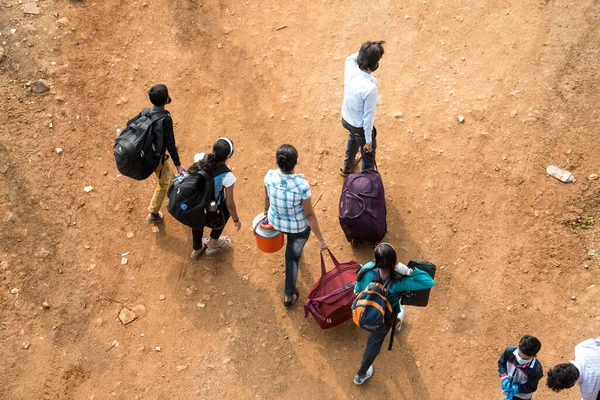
[395,305,407,334]
[354,365,374,385]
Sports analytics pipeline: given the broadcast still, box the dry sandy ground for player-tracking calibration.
[1,0,599,399]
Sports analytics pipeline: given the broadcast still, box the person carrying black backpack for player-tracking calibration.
[186,138,242,258]
[125,84,186,224]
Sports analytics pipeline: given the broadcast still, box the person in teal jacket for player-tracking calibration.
[353,243,435,385]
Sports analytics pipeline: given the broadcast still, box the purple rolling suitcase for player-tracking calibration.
[338,169,387,246]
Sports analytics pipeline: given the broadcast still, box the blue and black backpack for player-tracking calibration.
[352,268,393,331]
[167,164,230,230]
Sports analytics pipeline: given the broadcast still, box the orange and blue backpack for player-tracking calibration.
[352,268,394,331]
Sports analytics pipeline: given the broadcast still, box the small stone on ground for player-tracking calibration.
[23,2,40,15]
[131,304,147,317]
[118,308,138,325]
[32,79,49,93]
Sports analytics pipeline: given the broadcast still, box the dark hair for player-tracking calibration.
[357,41,385,72]
[547,363,579,392]
[148,84,170,106]
[518,335,541,357]
[374,243,403,281]
[276,144,298,173]
[188,138,232,174]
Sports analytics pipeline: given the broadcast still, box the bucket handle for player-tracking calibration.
[253,214,268,235]
[320,249,341,276]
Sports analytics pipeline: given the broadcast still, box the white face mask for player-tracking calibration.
[515,350,531,365]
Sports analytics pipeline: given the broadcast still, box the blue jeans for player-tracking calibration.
[357,324,391,376]
[284,227,311,297]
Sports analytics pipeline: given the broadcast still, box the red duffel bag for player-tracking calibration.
[304,250,360,329]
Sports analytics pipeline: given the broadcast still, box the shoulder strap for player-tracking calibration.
[198,170,211,181]
[210,164,231,177]
[140,108,168,123]
[357,262,376,280]
[150,109,169,124]
[211,165,232,203]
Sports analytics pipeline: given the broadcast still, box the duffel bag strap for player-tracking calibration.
[320,249,341,276]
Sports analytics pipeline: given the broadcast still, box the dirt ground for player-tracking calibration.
[1,0,599,399]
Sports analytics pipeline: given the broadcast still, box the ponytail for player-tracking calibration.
[187,138,232,174]
[188,153,218,174]
[373,243,403,281]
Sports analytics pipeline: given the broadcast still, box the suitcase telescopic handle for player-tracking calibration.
[319,249,341,276]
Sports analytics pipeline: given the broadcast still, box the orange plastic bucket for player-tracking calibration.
[252,213,284,253]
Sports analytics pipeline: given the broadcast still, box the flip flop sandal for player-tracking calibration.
[205,237,231,256]
[191,244,207,260]
[283,289,299,308]
[146,211,163,224]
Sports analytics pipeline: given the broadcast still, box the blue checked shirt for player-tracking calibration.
[264,169,312,234]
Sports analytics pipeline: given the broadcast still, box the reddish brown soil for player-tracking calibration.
[1,0,599,399]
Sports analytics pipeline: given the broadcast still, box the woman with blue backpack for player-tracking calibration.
[352,243,434,385]
[188,137,242,258]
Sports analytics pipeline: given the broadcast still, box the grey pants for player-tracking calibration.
[342,119,377,171]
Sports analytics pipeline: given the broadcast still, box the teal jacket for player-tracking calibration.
[354,262,435,314]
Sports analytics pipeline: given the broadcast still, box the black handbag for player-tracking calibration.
[400,261,436,307]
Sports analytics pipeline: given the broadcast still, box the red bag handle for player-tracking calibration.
[320,249,340,276]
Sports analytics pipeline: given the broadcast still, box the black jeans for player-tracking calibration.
[342,118,377,172]
[191,204,230,250]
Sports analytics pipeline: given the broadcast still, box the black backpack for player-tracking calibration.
[167,165,231,230]
[113,108,168,180]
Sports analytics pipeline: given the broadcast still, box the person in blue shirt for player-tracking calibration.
[353,243,435,385]
[264,144,328,308]
[340,41,385,176]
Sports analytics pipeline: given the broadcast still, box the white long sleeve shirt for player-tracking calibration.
[573,337,600,400]
[341,52,378,143]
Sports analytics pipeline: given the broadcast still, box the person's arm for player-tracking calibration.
[301,198,327,250]
[224,183,241,231]
[354,263,374,293]
[516,365,542,395]
[498,348,512,378]
[579,374,597,400]
[163,117,185,173]
[395,267,434,292]
[346,52,359,64]
[362,87,378,146]
[263,186,270,215]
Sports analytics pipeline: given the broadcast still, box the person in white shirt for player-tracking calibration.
[339,41,385,177]
[547,336,600,400]
[188,138,242,259]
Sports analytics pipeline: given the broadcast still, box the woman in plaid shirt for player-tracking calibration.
[264,144,328,308]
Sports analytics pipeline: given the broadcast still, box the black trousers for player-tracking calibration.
[191,204,230,250]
